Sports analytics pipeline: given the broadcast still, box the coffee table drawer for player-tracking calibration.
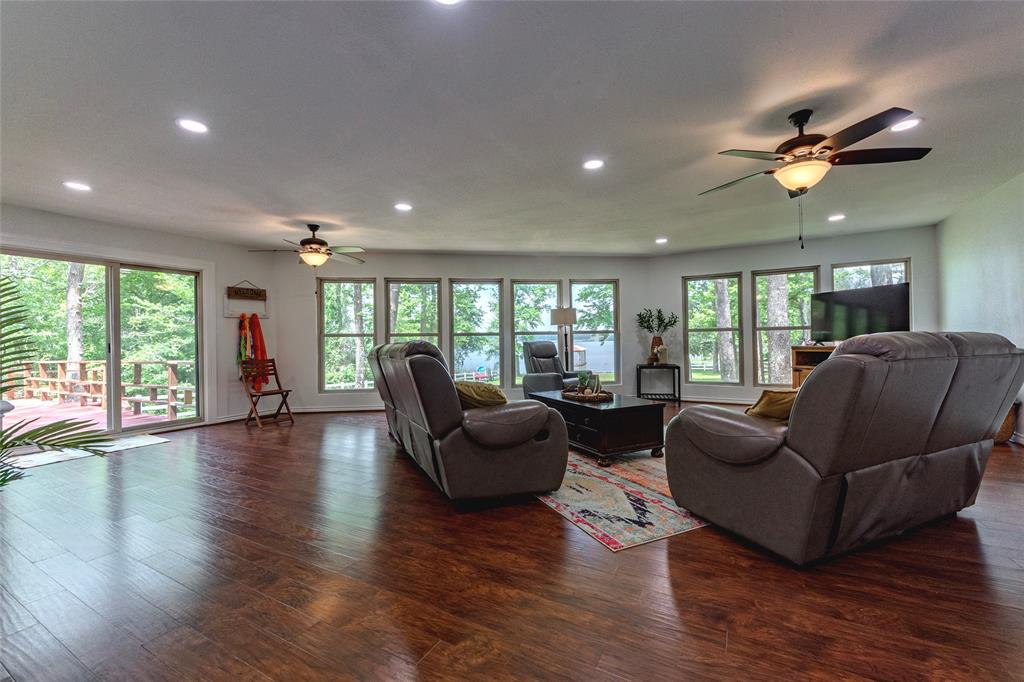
[559,405,596,429]
[568,423,601,449]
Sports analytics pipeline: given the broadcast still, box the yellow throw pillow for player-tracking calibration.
[745,389,799,423]
[454,381,508,410]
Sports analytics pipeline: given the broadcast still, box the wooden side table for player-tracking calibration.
[636,363,681,401]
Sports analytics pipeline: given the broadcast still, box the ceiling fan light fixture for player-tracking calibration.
[299,250,331,268]
[773,159,832,192]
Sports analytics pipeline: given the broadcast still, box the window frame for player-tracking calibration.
[830,258,911,291]
[751,266,820,387]
[448,278,505,387]
[682,272,745,386]
[511,279,563,387]
[383,277,443,349]
[569,278,621,384]
[317,277,377,393]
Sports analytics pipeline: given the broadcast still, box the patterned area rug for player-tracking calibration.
[538,452,707,551]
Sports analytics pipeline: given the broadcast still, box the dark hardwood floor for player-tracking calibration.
[1,407,1022,681]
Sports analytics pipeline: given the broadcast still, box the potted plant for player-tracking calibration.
[636,308,679,362]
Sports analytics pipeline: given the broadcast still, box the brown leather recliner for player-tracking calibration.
[368,341,569,500]
[665,331,1024,565]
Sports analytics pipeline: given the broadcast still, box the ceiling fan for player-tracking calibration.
[699,107,932,198]
[249,224,366,268]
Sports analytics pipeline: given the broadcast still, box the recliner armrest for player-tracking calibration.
[461,400,552,449]
[675,405,787,464]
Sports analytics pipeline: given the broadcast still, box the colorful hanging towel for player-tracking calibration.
[249,313,269,391]
[238,314,249,370]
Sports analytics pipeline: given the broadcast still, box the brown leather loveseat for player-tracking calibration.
[368,341,568,500]
[665,332,1024,565]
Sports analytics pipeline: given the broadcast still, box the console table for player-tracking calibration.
[791,345,834,388]
[635,363,681,401]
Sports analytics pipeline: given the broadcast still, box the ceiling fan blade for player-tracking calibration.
[698,170,773,196]
[330,252,366,265]
[719,149,785,162]
[829,147,932,166]
[283,239,302,246]
[248,249,299,253]
[814,107,913,153]
[327,246,366,253]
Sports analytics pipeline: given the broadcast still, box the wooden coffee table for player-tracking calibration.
[529,390,665,467]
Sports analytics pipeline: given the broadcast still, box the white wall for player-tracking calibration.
[2,202,942,419]
[938,173,1024,440]
[0,204,274,423]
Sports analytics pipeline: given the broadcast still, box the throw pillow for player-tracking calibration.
[745,389,799,423]
[454,381,508,410]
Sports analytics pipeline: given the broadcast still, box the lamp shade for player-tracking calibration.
[773,159,832,191]
[549,307,577,326]
[299,250,331,268]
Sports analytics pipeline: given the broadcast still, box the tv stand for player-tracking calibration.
[791,345,834,388]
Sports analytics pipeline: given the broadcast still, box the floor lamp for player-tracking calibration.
[550,307,577,371]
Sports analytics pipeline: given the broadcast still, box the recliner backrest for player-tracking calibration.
[524,340,565,375]
[379,341,461,440]
[926,332,1024,452]
[787,332,958,477]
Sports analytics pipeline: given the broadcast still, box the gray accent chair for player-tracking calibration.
[665,331,1024,565]
[368,341,568,501]
[521,340,591,396]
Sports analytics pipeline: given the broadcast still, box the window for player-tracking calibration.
[450,280,502,385]
[318,278,375,391]
[385,279,441,347]
[570,280,619,383]
[512,280,562,385]
[832,259,909,290]
[752,268,819,385]
[683,273,743,384]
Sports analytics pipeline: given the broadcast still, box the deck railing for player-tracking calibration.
[4,359,196,420]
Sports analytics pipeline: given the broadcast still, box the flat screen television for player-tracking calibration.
[810,283,910,342]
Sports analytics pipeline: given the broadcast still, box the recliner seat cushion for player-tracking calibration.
[462,401,550,448]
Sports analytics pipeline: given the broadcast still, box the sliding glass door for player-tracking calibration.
[0,250,202,433]
[117,266,201,429]
[0,252,111,430]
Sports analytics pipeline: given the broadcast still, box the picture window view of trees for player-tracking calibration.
[570,281,618,382]
[684,275,742,383]
[320,279,375,390]
[754,269,817,385]
[0,253,200,429]
[833,260,908,291]
[386,280,440,348]
[451,281,501,385]
[513,281,560,384]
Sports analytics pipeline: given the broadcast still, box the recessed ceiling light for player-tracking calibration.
[828,213,846,222]
[655,237,668,244]
[434,0,464,5]
[62,180,92,192]
[890,118,921,132]
[582,159,605,171]
[394,202,413,212]
[176,118,209,134]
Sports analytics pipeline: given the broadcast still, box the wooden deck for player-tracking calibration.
[4,399,165,430]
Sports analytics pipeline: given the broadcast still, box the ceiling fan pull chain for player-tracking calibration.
[798,195,805,249]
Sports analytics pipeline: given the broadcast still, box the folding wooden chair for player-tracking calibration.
[240,358,295,428]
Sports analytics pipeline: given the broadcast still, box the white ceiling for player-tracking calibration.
[2,1,1022,255]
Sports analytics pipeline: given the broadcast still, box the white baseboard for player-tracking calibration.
[1012,431,1023,445]
[677,396,753,406]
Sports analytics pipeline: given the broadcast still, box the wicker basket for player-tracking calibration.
[995,401,1020,444]
[561,389,614,403]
